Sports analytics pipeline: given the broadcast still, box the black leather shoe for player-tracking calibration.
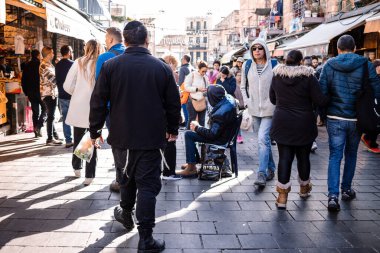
[109,180,120,193]
[114,206,134,231]
[137,228,165,253]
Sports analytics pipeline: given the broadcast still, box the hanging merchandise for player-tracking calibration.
[14,35,25,55]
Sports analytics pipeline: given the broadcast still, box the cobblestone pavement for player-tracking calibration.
[0,125,380,253]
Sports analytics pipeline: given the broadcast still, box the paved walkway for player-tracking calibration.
[0,125,379,253]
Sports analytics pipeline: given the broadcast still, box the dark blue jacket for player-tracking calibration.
[55,58,73,100]
[319,53,380,119]
[216,75,237,96]
[195,95,237,144]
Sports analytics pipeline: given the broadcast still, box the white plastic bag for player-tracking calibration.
[240,110,253,131]
[73,132,94,162]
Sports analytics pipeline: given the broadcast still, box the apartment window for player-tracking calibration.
[196,51,201,60]
[196,37,200,44]
[189,37,193,44]
[203,52,207,62]
[190,51,194,61]
[204,21,207,29]
[190,21,193,29]
[203,37,207,43]
[196,21,201,31]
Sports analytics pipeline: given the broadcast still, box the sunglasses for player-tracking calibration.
[252,47,264,51]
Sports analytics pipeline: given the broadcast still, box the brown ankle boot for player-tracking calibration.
[276,185,291,209]
[299,183,312,198]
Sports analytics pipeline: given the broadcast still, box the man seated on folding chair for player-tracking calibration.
[177,85,238,177]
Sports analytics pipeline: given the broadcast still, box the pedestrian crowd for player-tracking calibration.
[19,19,380,252]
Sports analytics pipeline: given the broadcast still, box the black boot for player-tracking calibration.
[114,206,135,232]
[137,227,165,253]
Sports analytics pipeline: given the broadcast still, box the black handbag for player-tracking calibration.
[356,63,380,133]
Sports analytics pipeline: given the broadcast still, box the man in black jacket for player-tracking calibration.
[179,85,237,177]
[89,21,180,252]
[21,49,46,138]
[55,45,74,148]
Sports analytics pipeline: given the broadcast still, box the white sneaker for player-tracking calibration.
[74,170,81,178]
[162,174,182,180]
[83,178,93,186]
[311,141,318,152]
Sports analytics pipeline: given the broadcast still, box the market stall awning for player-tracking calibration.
[5,0,46,19]
[46,0,105,42]
[365,12,380,33]
[282,12,376,53]
[220,48,244,64]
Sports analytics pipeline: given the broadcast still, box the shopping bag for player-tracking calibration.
[73,132,94,162]
[25,106,34,133]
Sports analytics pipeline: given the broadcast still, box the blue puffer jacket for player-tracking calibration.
[195,87,237,144]
[319,53,380,119]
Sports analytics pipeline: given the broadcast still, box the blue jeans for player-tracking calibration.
[185,131,208,164]
[327,118,360,197]
[182,104,189,126]
[59,99,72,143]
[252,116,276,176]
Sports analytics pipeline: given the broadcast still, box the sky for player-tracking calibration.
[121,0,240,41]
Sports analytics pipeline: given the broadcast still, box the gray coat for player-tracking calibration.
[240,38,275,117]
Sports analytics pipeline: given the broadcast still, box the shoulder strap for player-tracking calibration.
[271,58,278,69]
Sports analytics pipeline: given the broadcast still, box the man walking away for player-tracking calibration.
[21,49,46,138]
[95,27,126,193]
[319,35,380,212]
[39,46,62,146]
[89,21,181,252]
[55,45,74,148]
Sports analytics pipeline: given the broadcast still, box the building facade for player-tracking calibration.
[155,35,187,60]
[185,16,212,65]
[212,10,241,58]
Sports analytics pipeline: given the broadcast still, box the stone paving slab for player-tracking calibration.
[0,125,380,252]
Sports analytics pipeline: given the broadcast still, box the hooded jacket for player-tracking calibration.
[240,38,275,117]
[319,53,380,120]
[195,85,237,144]
[270,65,329,146]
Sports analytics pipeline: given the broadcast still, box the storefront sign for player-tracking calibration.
[46,2,95,41]
[0,0,5,24]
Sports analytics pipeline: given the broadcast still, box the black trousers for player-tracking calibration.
[30,98,46,130]
[72,127,97,178]
[277,143,312,185]
[186,100,206,129]
[42,96,57,140]
[163,140,176,176]
[113,148,162,229]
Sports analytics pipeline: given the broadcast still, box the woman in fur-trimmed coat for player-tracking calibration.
[269,50,329,209]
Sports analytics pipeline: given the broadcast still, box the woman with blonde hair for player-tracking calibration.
[163,55,179,83]
[64,39,101,186]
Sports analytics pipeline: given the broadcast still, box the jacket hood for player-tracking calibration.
[273,64,315,86]
[207,85,226,107]
[273,64,315,78]
[327,53,368,72]
[249,38,271,64]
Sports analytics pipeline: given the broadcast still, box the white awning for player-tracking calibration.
[282,12,376,52]
[220,48,243,64]
[46,0,105,42]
